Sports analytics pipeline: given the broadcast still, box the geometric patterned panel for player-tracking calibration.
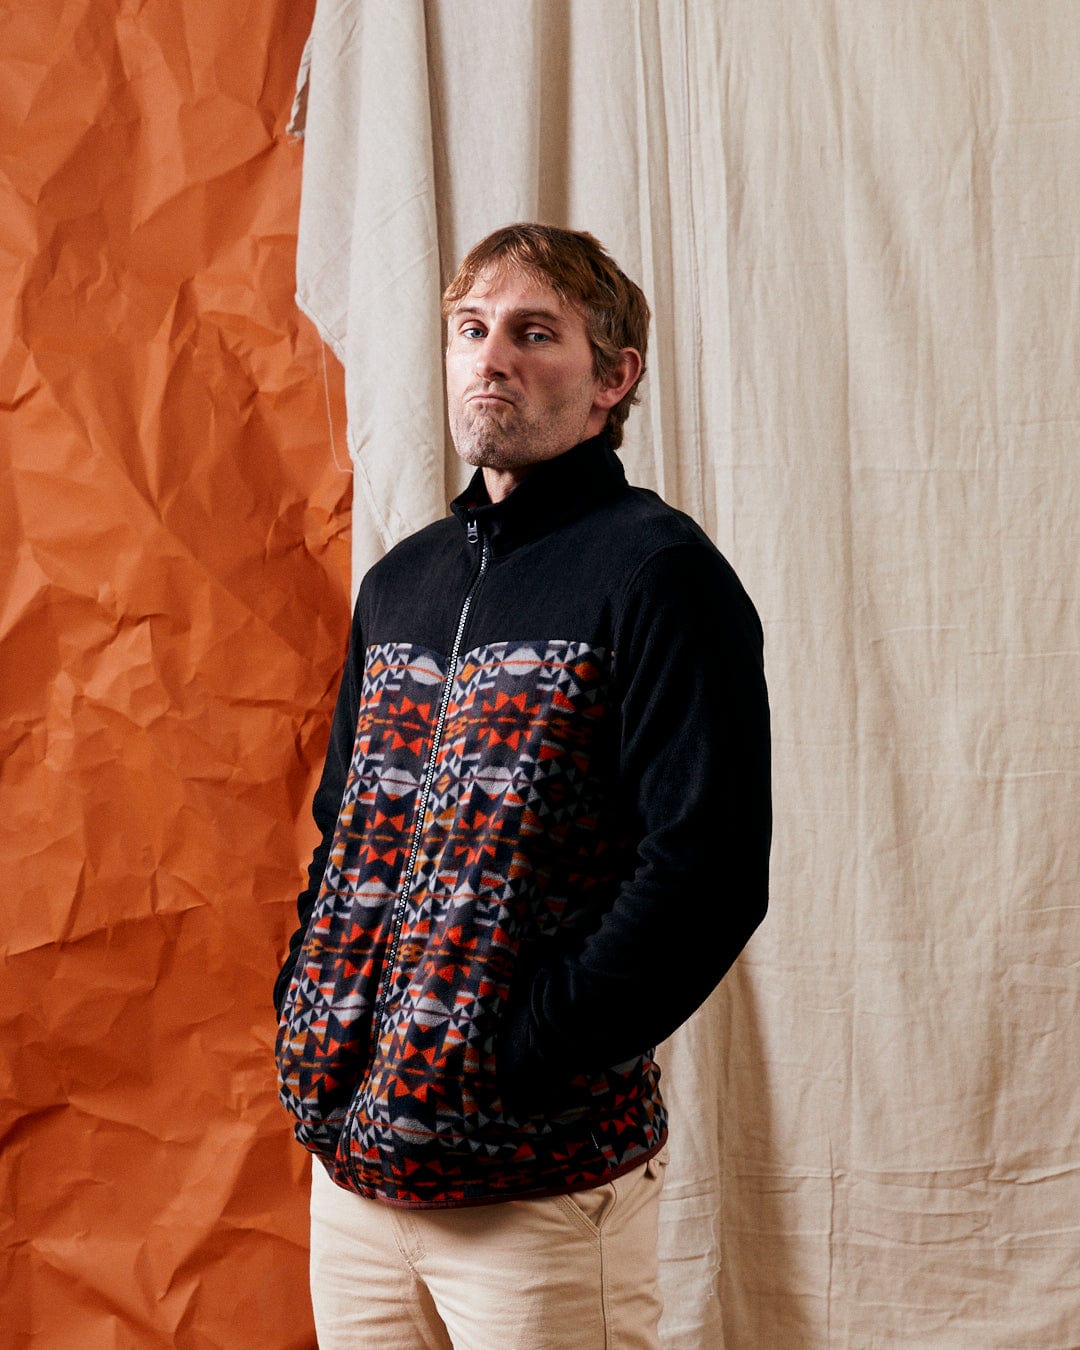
[277,639,667,1205]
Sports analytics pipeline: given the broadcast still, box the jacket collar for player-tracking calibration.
[449,433,628,555]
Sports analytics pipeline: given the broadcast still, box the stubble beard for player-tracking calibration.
[449,387,594,472]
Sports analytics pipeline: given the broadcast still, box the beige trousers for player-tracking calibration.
[308,1149,668,1350]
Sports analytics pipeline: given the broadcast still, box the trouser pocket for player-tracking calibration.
[558,1148,669,1236]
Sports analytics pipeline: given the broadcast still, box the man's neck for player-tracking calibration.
[481,464,534,503]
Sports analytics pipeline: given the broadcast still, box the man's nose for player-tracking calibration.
[473,331,512,381]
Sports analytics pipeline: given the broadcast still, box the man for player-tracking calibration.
[275,224,771,1348]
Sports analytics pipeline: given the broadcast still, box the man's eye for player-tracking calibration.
[459,325,485,340]
[524,331,551,343]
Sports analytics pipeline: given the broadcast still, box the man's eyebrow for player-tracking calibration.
[450,304,567,326]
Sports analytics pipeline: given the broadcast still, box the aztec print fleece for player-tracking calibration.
[276,638,666,1206]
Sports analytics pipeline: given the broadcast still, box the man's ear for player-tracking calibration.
[594,348,643,410]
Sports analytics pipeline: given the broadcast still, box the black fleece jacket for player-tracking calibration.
[274,434,770,1207]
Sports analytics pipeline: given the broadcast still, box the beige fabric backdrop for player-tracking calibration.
[288,2,1080,1345]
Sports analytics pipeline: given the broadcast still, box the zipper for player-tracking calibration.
[345,517,489,1183]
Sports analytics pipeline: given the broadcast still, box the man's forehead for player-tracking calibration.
[451,265,579,320]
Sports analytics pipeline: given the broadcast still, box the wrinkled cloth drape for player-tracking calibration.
[290,2,1080,1346]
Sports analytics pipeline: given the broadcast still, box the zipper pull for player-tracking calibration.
[466,517,479,545]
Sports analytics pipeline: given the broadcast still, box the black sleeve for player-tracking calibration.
[497,541,771,1099]
[272,601,363,1016]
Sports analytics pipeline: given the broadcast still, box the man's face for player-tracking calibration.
[445,267,609,483]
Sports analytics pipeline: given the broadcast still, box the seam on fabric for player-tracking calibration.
[391,1207,427,1270]
[599,1202,612,1350]
[554,1193,605,1244]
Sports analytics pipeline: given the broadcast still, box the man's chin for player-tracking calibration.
[452,435,524,470]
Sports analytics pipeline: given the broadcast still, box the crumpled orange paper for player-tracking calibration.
[1,3,347,1345]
